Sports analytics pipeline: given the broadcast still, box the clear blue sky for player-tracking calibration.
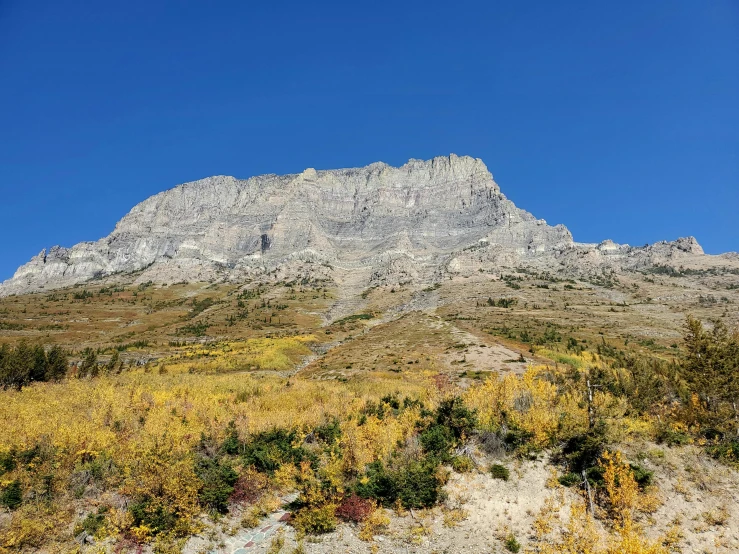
[1,1,737,280]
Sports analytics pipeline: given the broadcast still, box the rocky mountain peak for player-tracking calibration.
[0,155,726,296]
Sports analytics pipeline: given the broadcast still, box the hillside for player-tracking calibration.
[1,258,739,552]
[1,158,738,554]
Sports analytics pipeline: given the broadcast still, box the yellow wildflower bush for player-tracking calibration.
[0,503,72,553]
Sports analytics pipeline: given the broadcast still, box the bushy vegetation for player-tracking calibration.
[166,336,316,373]
[0,366,430,549]
[240,428,315,473]
[0,312,736,551]
[0,341,67,390]
[490,463,509,481]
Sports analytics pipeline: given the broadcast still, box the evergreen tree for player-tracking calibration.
[3,341,33,390]
[106,350,119,374]
[30,345,48,382]
[46,345,68,381]
[682,316,739,429]
[78,349,98,379]
[684,317,723,410]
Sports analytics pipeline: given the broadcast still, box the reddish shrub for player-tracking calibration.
[230,469,269,504]
[336,494,373,523]
[432,373,452,393]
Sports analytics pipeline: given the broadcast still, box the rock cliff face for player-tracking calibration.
[0,155,727,296]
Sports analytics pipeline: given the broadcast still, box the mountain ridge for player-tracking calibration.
[1,154,734,297]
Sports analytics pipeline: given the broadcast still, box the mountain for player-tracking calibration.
[0,154,733,296]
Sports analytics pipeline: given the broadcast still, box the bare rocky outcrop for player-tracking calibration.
[0,155,734,296]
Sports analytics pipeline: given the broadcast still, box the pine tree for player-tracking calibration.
[46,345,68,381]
[30,345,48,382]
[683,316,720,411]
[4,341,33,390]
[106,350,119,374]
[78,349,98,379]
[682,316,739,421]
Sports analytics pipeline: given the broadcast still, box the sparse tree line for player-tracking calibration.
[570,315,739,463]
[0,341,68,390]
[0,343,130,390]
[618,316,739,436]
[73,348,124,379]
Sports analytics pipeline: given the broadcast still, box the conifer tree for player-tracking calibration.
[106,350,119,374]
[3,341,33,390]
[46,345,68,381]
[78,349,98,379]
[30,345,48,382]
[682,316,739,425]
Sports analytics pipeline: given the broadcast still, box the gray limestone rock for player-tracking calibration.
[0,155,730,296]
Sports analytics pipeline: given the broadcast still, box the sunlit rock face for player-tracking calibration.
[0,155,718,295]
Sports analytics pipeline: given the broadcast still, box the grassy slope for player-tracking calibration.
[1,267,738,552]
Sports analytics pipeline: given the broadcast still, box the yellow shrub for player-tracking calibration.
[1,503,72,550]
[339,405,422,474]
[359,507,391,541]
[464,365,588,447]
[602,450,639,523]
[292,503,337,535]
[273,462,299,491]
[165,336,317,373]
[319,451,345,495]
[0,368,428,551]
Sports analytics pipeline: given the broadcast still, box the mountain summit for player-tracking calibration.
[0,155,728,296]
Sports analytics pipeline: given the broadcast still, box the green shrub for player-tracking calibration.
[76,451,117,487]
[333,313,373,325]
[242,428,315,474]
[504,533,521,552]
[558,472,582,487]
[395,459,441,509]
[503,428,535,453]
[451,456,474,473]
[0,448,16,474]
[221,421,241,455]
[292,504,337,534]
[355,458,442,509]
[17,442,46,465]
[629,463,654,489]
[656,428,690,447]
[490,464,510,481]
[74,507,108,537]
[194,456,238,513]
[355,461,397,506]
[561,425,607,473]
[419,424,453,459]
[584,465,605,487]
[707,439,739,464]
[0,479,22,510]
[129,499,177,534]
[314,419,341,444]
[434,397,477,441]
